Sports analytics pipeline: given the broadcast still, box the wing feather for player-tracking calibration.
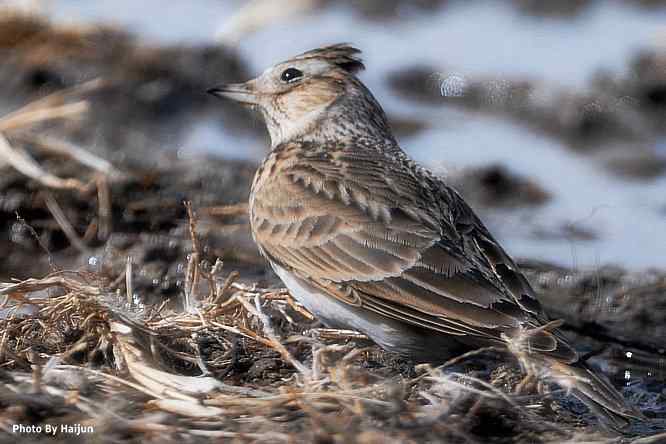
[251,141,575,361]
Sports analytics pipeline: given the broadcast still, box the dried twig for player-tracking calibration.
[0,101,88,133]
[212,270,239,305]
[126,256,134,307]
[200,203,249,217]
[14,212,57,271]
[42,190,90,253]
[96,174,113,240]
[0,132,86,190]
[15,133,122,178]
[183,201,201,312]
[0,78,103,125]
[243,294,310,378]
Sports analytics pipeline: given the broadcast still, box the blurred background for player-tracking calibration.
[1,0,665,275]
[0,0,665,417]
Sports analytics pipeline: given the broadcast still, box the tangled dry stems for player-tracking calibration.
[0,258,620,443]
[0,77,641,443]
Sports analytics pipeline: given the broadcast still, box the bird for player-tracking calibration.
[208,44,642,429]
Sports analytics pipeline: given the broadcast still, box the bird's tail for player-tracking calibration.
[545,358,644,431]
[504,321,644,431]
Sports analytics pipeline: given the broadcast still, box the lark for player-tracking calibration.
[209,44,641,428]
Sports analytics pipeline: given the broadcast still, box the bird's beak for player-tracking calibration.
[207,81,259,105]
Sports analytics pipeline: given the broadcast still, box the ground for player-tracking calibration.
[0,10,665,444]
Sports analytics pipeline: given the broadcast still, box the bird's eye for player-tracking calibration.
[280,67,303,83]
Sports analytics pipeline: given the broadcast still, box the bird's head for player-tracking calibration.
[208,44,393,147]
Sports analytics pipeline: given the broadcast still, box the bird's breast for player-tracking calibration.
[271,263,465,362]
[272,263,403,344]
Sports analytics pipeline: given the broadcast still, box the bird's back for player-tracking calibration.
[249,137,644,428]
[250,138,576,360]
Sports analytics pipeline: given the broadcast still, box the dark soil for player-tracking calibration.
[1,9,665,444]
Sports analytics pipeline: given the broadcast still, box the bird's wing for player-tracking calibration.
[251,141,577,362]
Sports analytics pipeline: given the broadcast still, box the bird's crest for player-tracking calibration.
[291,44,365,74]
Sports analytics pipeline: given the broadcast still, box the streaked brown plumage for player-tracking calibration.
[208,44,642,429]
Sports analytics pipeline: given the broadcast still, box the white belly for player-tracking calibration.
[272,264,404,351]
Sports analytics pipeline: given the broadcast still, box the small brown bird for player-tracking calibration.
[208,44,641,428]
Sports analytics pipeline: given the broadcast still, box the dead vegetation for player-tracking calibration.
[0,87,634,440]
[0,251,616,443]
[0,10,665,444]
[2,201,664,442]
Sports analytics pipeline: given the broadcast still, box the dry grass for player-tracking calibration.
[0,176,600,442]
[0,260,599,443]
[0,46,659,444]
[0,78,117,189]
[0,202,622,443]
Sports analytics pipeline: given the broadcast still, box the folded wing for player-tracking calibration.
[251,141,578,363]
